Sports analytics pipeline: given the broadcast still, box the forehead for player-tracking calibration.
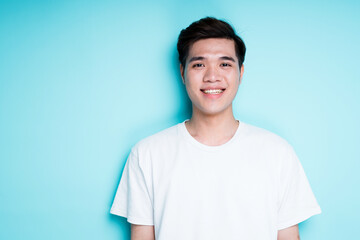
[188,38,237,59]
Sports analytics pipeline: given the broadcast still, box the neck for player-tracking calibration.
[185,106,239,146]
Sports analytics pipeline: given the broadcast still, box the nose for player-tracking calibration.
[203,65,221,82]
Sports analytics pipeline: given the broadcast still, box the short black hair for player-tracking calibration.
[177,17,246,68]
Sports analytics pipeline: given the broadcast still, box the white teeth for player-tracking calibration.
[203,89,224,94]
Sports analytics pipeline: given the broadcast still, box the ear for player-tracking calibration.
[239,64,244,84]
[180,64,185,84]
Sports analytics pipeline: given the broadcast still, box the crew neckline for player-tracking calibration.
[179,119,244,151]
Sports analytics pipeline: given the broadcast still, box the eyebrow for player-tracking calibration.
[220,56,236,62]
[188,56,236,63]
[188,56,205,63]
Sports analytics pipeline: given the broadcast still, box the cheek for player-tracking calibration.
[184,74,200,90]
[230,72,241,84]
[185,81,198,97]
[184,80,202,103]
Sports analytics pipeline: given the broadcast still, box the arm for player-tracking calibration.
[131,224,155,240]
[277,224,300,240]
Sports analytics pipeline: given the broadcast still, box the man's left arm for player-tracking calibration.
[277,224,300,240]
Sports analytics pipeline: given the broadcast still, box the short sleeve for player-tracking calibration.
[277,146,321,230]
[110,150,154,225]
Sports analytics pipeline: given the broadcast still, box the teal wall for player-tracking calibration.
[1,0,359,239]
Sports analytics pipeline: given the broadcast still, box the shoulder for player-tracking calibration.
[239,121,294,153]
[239,122,300,170]
[131,123,181,156]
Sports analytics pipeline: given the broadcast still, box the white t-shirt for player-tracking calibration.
[110,121,321,240]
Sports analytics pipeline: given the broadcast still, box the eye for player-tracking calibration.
[221,63,232,67]
[192,63,204,68]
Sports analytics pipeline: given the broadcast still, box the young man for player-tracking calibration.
[111,17,321,240]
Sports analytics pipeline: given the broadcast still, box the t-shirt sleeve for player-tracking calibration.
[110,150,154,225]
[277,146,321,230]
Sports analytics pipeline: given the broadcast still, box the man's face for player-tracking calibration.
[181,38,244,116]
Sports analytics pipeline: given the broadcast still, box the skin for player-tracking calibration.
[131,38,300,239]
[131,224,155,240]
[180,38,243,146]
[278,225,300,240]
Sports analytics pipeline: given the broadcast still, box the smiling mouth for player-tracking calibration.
[201,89,225,94]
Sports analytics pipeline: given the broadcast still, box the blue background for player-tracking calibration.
[1,0,359,239]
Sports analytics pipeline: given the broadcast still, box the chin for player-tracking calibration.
[196,105,231,116]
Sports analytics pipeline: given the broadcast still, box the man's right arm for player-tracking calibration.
[131,224,155,240]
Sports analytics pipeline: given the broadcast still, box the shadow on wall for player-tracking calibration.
[108,41,192,239]
[170,45,193,121]
[108,213,131,239]
[108,148,132,237]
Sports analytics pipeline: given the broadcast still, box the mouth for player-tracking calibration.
[200,89,225,94]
